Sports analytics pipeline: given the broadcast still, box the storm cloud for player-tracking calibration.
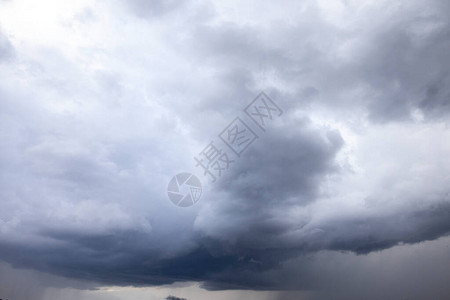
[1,0,450,299]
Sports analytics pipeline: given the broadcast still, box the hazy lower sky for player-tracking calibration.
[1,0,450,299]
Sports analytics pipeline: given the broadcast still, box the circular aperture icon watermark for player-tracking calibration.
[167,173,202,207]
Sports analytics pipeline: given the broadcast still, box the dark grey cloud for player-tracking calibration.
[219,120,343,204]
[192,203,450,290]
[1,0,450,298]
[419,73,450,118]
[0,29,13,61]
[1,101,448,291]
[359,12,450,122]
[181,0,450,123]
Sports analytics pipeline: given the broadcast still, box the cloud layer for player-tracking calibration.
[0,0,450,296]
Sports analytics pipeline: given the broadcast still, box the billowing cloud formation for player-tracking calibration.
[0,0,450,295]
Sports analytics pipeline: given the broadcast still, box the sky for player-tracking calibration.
[1,0,450,299]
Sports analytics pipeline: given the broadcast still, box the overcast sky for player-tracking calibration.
[1,0,450,299]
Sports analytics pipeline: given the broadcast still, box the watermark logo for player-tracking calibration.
[167,92,283,207]
[219,117,258,157]
[167,173,202,207]
[245,92,283,131]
